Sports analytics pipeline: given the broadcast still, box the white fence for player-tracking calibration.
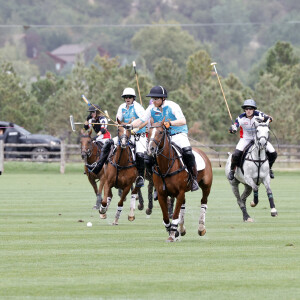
[0,140,300,174]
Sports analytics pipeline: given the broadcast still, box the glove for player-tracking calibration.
[124,124,133,130]
[164,121,171,129]
[229,124,237,134]
[100,128,107,134]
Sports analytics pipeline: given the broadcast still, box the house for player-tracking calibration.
[47,44,107,71]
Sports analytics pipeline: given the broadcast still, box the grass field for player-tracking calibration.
[0,163,299,299]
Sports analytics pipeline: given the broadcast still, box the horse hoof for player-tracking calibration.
[146,208,152,215]
[166,236,180,242]
[128,215,135,222]
[271,208,278,217]
[180,230,186,236]
[198,228,206,236]
[112,222,118,226]
[93,205,99,210]
[244,217,254,222]
[99,214,106,219]
[250,201,257,207]
[138,204,144,211]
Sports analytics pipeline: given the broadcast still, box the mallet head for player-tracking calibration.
[132,61,136,67]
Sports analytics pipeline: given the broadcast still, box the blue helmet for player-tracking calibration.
[241,99,257,109]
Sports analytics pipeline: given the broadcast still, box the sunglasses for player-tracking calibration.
[124,96,134,99]
[245,107,254,111]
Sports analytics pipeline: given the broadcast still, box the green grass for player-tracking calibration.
[0,163,299,299]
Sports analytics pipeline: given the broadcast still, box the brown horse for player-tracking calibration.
[100,120,140,225]
[80,130,105,209]
[147,120,213,242]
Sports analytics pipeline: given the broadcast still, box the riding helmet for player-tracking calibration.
[121,87,136,98]
[146,86,168,98]
[241,99,257,109]
[87,104,101,112]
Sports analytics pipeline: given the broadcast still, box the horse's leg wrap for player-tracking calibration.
[106,197,112,208]
[99,204,107,214]
[253,190,258,205]
[267,193,275,209]
[199,204,207,225]
[94,194,102,209]
[115,206,123,220]
[179,204,185,225]
[163,221,171,232]
[130,194,137,210]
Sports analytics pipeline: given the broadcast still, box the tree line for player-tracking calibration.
[1,34,299,145]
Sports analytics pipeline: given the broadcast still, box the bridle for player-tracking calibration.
[117,126,130,149]
[148,125,168,156]
[80,134,94,159]
[255,123,269,150]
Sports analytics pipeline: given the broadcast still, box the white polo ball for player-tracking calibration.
[87,222,92,227]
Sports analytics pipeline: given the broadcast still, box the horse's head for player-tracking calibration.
[147,117,167,156]
[254,118,270,149]
[80,129,93,159]
[117,119,131,149]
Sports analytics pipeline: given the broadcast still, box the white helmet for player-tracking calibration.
[121,87,136,98]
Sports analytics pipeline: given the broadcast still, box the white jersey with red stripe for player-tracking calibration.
[234,110,270,140]
[234,110,275,152]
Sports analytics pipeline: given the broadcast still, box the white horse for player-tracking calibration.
[225,119,278,221]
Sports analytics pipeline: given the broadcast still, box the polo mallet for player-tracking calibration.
[132,61,143,106]
[70,115,119,132]
[81,95,118,125]
[211,62,233,124]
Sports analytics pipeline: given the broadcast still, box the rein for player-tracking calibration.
[149,126,185,190]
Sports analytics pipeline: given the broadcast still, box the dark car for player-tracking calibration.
[0,121,61,160]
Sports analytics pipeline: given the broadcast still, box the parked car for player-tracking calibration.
[0,121,61,160]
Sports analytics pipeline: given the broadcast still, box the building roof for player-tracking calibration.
[48,44,91,63]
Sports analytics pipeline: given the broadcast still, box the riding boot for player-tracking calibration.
[144,153,154,176]
[135,153,145,187]
[266,151,277,179]
[228,149,243,180]
[86,139,114,175]
[182,146,199,192]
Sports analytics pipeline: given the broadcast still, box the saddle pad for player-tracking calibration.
[193,150,206,171]
[172,145,205,171]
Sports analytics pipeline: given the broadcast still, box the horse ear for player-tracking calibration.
[88,129,92,136]
[117,118,121,125]
[162,116,165,124]
[266,118,270,126]
[80,128,85,135]
[150,117,154,125]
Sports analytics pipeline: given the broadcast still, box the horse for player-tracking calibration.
[99,120,140,225]
[80,130,105,209]
[147,119,213,242]
[225,119,278,222]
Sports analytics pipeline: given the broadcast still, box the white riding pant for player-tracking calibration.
[112,134,147,154]
[236,138,275,152]
[171,133,190,148]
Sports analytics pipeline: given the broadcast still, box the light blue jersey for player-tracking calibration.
[141,100,188,135]
[116,101,146,133]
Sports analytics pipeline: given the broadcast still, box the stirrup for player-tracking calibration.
[191,179,199,192]
[270,169,274,179]
[228,170,235,180]
[135,176,144,187]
